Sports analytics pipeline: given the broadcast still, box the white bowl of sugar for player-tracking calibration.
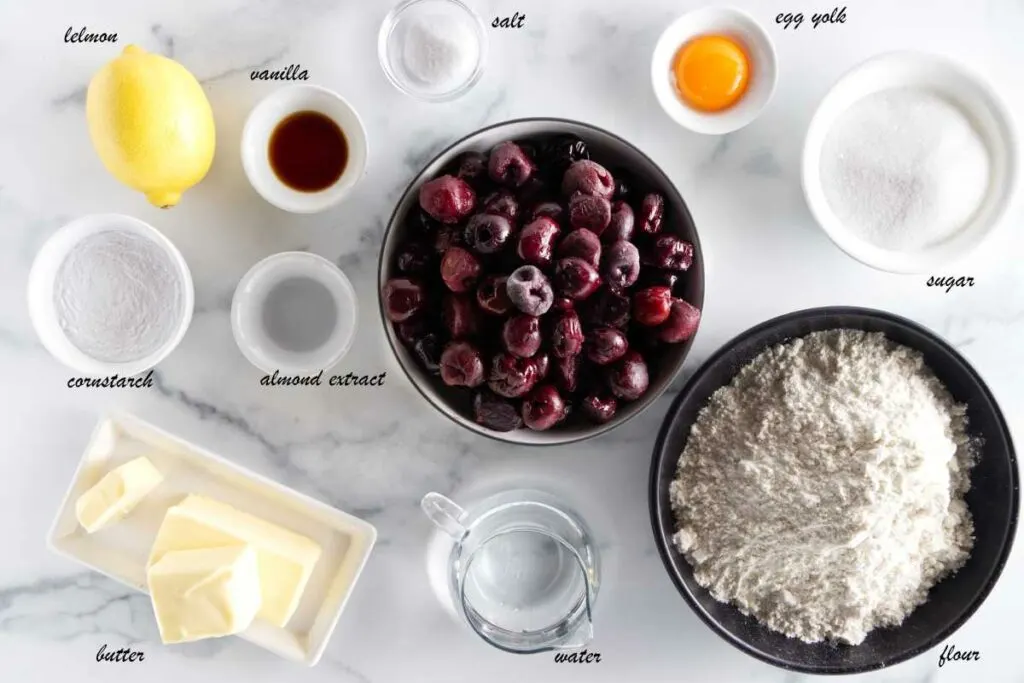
[803,52,1017,273]
[27,214,195,377]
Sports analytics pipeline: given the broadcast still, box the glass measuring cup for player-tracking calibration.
[421,489,599,654]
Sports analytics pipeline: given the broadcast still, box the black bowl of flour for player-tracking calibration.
[649,306,1018,675]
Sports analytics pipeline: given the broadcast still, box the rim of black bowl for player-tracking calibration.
[378,117,704,447]
[648,305,1019,675]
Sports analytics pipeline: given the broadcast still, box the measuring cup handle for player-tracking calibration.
[421,492,469,541]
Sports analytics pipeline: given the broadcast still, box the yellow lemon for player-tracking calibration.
[86,45,215,208]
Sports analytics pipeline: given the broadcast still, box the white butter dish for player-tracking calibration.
[47,413,377,666]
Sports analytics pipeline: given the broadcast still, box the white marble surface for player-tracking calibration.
[1,0,1022,680]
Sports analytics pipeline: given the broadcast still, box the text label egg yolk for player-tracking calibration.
[672,35,750,113]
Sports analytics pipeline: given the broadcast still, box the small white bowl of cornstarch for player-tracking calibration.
[28,214,194,377]
[803,52,1017,273]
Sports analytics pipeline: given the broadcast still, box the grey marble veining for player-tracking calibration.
[1,0,1022,681]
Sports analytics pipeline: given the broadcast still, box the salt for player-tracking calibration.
[820,88,991,252]
[398,10,479,93]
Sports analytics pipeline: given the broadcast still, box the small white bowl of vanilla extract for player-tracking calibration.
[242,85,368,213]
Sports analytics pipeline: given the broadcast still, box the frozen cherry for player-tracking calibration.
[562,160,615,199]
[638,193,665,235]
[553,354,581,394]
[443,294,479,338]
[644,234,695,271]
[465,213,513,254]
[395,240,433,275]
[581,394,618,424]
[554,257,602,300]
[473,390,523,432]
[420,175,476,224]
[569,194,612,234]
[440,341,485,387]
[586,326,629,365]
[583,288,631,328]
[454,151,489,188]
[601,240,641,289]
[489,141,536,187]
[441,246,482,293]
[658,299,701,343]
[551,309,584,358]
[605,201,635,242]
[488,352,540,398]
[502,314,541,358]
[531,353,550,380]
[476,274,513,315]
[412,333,443,375]
[522,384,567,431]
[531,201,564,222]
[517,216,561,267]
[481,190,520,222]
[382,277,426,322]
[557,228,601,268]
[607,350,649,401]
[507,266,554,316]
[633,286,673,326]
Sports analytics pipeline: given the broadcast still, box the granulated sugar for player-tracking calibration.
[820,88,990,252]
[670,330,974,644]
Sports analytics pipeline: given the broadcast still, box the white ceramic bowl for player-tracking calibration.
[27,214,194,377]
[378,0,488,102]
[241,85,368,214]
[651,7,777,135]
[232,251,358,374]
[802,52,1018,273]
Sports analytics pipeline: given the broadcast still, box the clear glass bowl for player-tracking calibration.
[378,0,487,102]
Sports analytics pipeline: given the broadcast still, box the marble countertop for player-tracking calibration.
[2,0,1022,681]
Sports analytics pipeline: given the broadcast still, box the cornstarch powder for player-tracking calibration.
[54,230,184,363]
[670,330,975,644]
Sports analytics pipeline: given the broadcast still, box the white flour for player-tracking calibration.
[670,330,974,644]
[54,230,184,363]
[820,88,990,251]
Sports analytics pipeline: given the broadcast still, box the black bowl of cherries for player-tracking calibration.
[379,119,705,445]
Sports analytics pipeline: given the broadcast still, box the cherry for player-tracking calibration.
[476,274,513,315]
[473,390,523,432]
[562,160,615,199]
[507,265,554,316]
[502,314,542,358]
[553,257,602,300]
[605,201,635,242]
[522,384,567,431]
[465,213,513,254]
[586,326,629,366]
[551,309,584,358]
[581,394,618,424]
[568,194,612,234]
[488,352,540,398]
[633,286,673,326]
[601,240,641,289]
[382,277,426,322]
[644,234,694,271]
[489,141,537,187]
[440,246,482,293]
[517,216,561,267]
[658,299,701,343]
[557,228,602,268]
[607,350,649,401]
[638,193,665,235]
[481,190,520,222]
[440,341,485,387]
[420,175,476,224]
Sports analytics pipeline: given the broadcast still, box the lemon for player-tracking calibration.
[86,45,215,208]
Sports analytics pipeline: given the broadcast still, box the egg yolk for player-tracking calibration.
[672,35,750,112]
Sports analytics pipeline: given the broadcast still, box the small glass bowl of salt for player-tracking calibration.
[379,0,487,102]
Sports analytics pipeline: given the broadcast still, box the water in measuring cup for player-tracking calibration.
[462,528,587,632]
